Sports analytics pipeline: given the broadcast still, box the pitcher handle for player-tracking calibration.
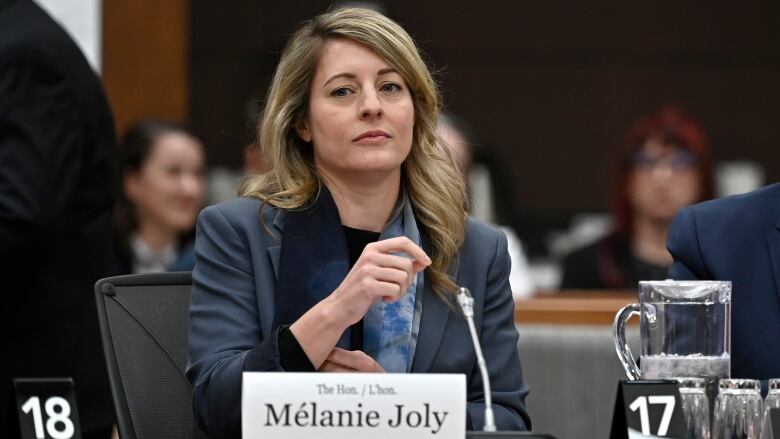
[613,303,641,380]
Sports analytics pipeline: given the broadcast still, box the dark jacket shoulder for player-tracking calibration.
[668,183,780,280]
[684,182,780,231]
[464,217,504,247]
[199,197,283,245]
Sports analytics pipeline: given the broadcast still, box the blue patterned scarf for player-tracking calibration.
[363,195,422,373]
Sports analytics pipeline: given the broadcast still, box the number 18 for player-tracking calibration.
[21,396,75,439]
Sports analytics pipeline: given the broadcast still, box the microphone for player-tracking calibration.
[457,287,497,432]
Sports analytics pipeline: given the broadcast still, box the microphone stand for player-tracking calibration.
[458,287,497,432]
[457,287,556,439]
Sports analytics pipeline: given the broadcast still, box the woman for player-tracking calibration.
[186,8,530,437]
[561,106,713,289]
[116,120,206,273]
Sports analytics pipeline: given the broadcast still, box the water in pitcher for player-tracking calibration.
[641,354,730,379]
[640,301,730,380]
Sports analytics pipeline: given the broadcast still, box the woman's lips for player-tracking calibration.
[353,130,391,144]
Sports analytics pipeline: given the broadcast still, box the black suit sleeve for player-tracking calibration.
[0,47,83,261]
[246,326,315,372]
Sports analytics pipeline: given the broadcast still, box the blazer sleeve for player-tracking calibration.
[467,229,532,430]
[667,207,711,280]
[186,205,285,439]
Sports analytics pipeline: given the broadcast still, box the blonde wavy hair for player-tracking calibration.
[240,7,467,296]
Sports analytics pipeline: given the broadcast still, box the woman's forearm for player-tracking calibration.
[289,297,350,368]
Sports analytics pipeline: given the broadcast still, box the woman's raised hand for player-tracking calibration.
[290,236,429,369]
[325,236,430,326]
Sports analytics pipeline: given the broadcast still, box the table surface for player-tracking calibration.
[514,290,638,325]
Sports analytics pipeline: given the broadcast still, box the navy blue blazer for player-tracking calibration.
[186,197,531,438]
[667,183,780,380]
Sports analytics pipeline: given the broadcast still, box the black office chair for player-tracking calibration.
[95,272,208,439]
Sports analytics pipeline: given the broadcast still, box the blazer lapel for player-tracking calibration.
[769,218,780,304]
[266,209,289,282]
[411,276,452,372]
[273,189,349,329]
[411,242,460,373]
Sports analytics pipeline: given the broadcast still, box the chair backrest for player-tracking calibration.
[516,324,640,439]
[95,272,207,439]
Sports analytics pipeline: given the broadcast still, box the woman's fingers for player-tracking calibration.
[411,259,429,273]
[368,252,414,273]
[372,280,404,302]
[323,348,385,373]
[319,360,357,373]
[368,266,411,293]
[367,237,431,268]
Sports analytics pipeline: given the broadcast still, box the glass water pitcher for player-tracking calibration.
[613,280,731,380]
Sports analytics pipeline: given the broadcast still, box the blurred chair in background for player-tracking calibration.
[439,112,535,298]
[561,106,714,289]
[115,120,206,274]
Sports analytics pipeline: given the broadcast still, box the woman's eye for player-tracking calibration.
[380,82,401,93]
[330,87,352,97]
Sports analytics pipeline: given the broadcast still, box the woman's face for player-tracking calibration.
[297,38,415,183]
[627,139,702,223]
[124,132,206,234]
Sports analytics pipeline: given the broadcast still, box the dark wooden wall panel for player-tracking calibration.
[190,1,780,252]
[103,0,189,137]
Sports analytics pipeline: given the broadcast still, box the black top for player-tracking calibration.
[279,225,381,371]
[343,225,382,267]
[561,232,668,289]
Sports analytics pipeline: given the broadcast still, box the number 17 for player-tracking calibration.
[629,395,676,436]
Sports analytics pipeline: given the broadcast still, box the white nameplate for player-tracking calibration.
[242,372,466,439]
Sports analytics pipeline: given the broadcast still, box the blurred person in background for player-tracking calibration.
[439,112,535,298]
[115,120,206,273]
[1,0,116,436]
[561,106,714,289]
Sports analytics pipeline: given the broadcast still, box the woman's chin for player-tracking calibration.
[328,159,404,178]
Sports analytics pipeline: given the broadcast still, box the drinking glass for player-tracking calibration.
[713,379,763,439]
[760,379,780,439]
[677,377,711,439]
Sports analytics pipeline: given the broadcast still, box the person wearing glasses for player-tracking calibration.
[561,106,714,289]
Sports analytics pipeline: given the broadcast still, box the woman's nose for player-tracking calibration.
[358,89,382,119]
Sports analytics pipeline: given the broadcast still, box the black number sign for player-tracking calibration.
[610,380,686,439]
[14,378,82,439]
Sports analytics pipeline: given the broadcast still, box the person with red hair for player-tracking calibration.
[561,106,714,289]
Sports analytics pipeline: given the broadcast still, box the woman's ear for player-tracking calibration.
[295,117,312,142]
